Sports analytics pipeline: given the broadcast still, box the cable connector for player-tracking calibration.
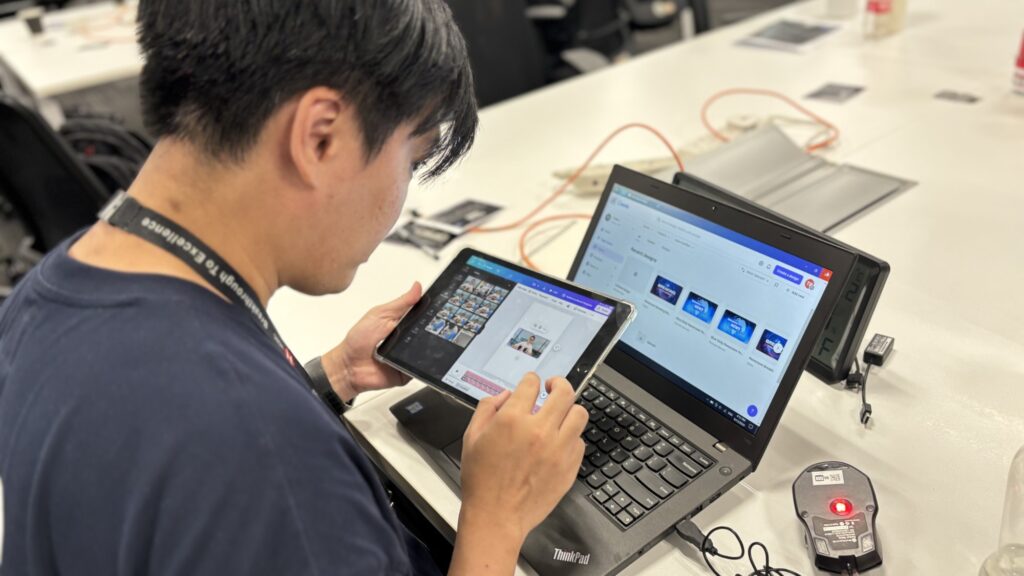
[859,402,872,426]
[844,370,863,390]
[675,519,717,556]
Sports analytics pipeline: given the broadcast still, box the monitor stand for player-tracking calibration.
[390,387,472,483]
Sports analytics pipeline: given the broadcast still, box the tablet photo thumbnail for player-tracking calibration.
[508,328,550,359]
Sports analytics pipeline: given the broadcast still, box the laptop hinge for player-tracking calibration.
[713,442,728,453]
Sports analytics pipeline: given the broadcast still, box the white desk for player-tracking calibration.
[0,1,141,98]
[268,1,1024,574]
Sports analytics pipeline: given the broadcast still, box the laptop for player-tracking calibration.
[514,165,855,574]
[393,165,855,575]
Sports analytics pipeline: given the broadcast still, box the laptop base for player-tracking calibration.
[390,386,472,450]
[390,387,469,487]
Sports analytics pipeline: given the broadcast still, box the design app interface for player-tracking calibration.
[575,185,832,433]
[390,256,612,407]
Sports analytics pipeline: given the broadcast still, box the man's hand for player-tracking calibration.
[321,282,421,402]
[449,373,588,575]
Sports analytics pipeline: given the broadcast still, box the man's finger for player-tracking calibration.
[506,372,541,413]
[557,404,590,444]
[538,377,576,427]
[465,389,510,441]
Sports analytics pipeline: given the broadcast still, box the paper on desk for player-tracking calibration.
[737,20,838,53]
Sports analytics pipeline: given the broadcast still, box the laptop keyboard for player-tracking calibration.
[576,379,717,529]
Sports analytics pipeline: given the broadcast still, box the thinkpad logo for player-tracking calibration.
[553,547,591,565]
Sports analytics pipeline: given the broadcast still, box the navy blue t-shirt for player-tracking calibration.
[0,236,441,575]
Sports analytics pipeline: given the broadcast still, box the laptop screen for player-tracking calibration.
[573,183,833,434]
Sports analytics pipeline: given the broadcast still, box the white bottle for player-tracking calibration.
[1013,32,1024,96]
[863,0,907,38]
[980,446,1024,575]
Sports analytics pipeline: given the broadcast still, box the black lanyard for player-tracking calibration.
[98,192,346,417]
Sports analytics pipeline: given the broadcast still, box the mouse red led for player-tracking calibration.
[829,498,853,516]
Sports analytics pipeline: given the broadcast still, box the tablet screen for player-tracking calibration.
[377,250,634,408]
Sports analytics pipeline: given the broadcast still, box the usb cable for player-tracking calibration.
[846,333,894,427]
[675,519,801,576]
[845,359,872,427]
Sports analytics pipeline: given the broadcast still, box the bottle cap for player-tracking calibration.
[1018,31,1024,68]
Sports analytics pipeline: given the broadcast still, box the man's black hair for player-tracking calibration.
[137,0,477,179]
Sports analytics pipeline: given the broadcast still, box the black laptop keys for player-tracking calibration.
[577,379,716,529]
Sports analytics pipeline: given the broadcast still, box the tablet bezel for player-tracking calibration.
[375,248,636,409]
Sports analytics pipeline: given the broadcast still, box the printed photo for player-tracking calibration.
[650,275,683,306]
[805,82,864,103]
[507,329,551,359]
[717,310,757,344]
[756,329,788,361]
[681,292,719,324]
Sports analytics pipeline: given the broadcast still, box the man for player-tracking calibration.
[0,1,587,574]
[513,335,538,356]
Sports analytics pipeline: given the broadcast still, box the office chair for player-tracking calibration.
[0,93,109,254]
[445,0,549,107]
[445,0,614,107]
[530,0,710,63]
[0,55,39,111]
[625,0,709,34]
[529,0,631,65]
[59,113,153,192]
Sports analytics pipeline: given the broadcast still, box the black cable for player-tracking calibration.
[859,364,872,426]
[845,359,872,427]
[676,520,802,576]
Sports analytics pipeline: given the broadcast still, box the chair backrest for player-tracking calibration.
[0,93,108,252]
[445,0,549,107]
[572,0,630,57]
[689,0,711,34]
[0,55,39,111]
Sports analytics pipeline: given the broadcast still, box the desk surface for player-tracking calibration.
[277,0,1024,574]
[0,0,141,97]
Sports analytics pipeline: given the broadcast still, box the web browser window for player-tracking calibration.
[575,184,832,433]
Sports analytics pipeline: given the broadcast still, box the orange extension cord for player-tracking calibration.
[468,123,685,270]
[471,89,839,271]
[701,87,840,153]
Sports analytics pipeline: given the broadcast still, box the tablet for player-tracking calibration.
[375,248,636,409]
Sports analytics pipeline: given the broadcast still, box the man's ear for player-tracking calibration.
[288,87,357,189]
